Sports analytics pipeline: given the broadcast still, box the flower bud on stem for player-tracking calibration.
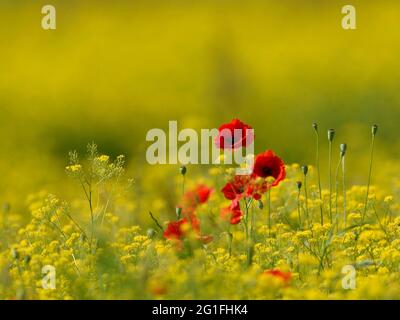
[296,181,302,228]
[328,129,335,224]
[363,125,378,221]
[180,166,186,196]
[301,166,309,227]
[313,123,324,225]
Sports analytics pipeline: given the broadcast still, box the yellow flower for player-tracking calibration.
[384,196,393,203]
[97,155,110,162]
[65,164,82,172]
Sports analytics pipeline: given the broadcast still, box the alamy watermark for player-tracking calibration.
[145,121,254,175]
[42,265,56,290]
[341,264,356,290]
[41,5,56,30]
[342,5,356,30]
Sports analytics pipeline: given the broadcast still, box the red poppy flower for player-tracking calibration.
[263,269,292,284]
[181,184,213,210]
[189,215,201,233]
[221,175,252,200]
[163,215,212,244]
[195,185,213,203]
[150,283,168,296]
[163,219,189,240]
[221,182,239,200]
[221,200,243,225]
[188,215,213,243]
[221,174,268,202]
[253,150,286,186]
[197,234,213,244]
[215,118,254,149]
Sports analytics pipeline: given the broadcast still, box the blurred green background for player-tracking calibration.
[1,0,400,203]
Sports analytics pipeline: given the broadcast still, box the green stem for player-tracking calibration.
[149,211,164,232]
[363,134,375,221]
[182,174,186,197]
[267,189,271,236]
[315,130,323,224]
[228,231,233,257]
[88,183,94,248]
[244,199,249,242]
[304,174,309,226]
[297,188,302,229]
[245,198,254,267]
[342,155,347,228]
[250,200,255,240]
[328,140,333,224]
[334,155,342,229]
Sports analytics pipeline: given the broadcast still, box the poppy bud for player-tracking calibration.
[24,255,31,264]
[327,129,335,142]
[176,206,182,219]
[301,165,308,175]
[179,166,187,175]
[11,248,19,260]
[296,181,302,190]
[340,143,347,157]
[312,122,318,131]
[372,124,378,136]
[258,200,264,210]
[147,228,156,238]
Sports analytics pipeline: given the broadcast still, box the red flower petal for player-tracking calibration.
[215,118,254,150]
[163,219,189,240]
[263,269,292,284]
[253,150,286,187]
[221,200,243,225]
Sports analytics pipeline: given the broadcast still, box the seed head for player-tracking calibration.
[176,206,182,219]
[11,248,19,260]
[340,143,347,157]
[179,166,187,175]
[312,123,318,132]
[296,181,302,190]
[301,165,308,176]
[147,228,156,238]
[24,255,31,264]
[328,129,335,142]
[372,124,378,136]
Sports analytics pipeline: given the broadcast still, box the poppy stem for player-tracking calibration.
[244,197,254,267]
[182,174,185,197]
[250,200,255,240]
[363,125,377,221]
[301,166,309,227]
[303,172,309,226]
[180,165,187,196]
[327,129,335,224]
[244,198,249,242]
[329,140,333,224]
[334,154,342,229]
[267,188,271,236]
[313,123,323,225]
[342,154,347,228]
[297,182,302,229]
[227,230,233,257]
[244,197,254,240]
